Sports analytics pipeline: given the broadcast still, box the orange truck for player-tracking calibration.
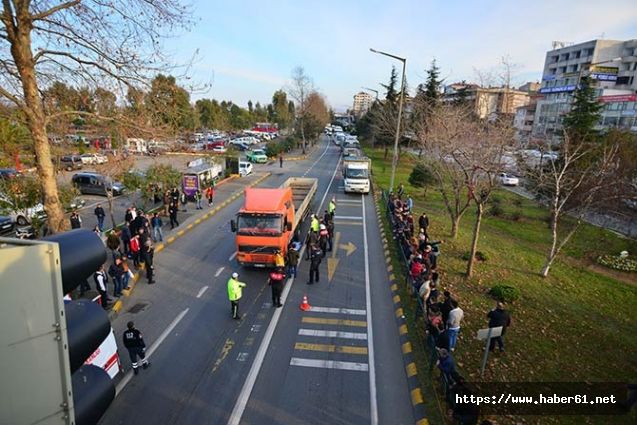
[231,177,318,267]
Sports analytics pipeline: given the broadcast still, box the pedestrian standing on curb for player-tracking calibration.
[279,154,283,168]
[419,212,429,236]
[307,243,322,285]
[206,185,214,206]
[122,321,150,375]
[169,202,179,229]
[328,197,336,220]
[163,190,170,216]
[227,272,246,319]
[151,212,164,242]
[93,265,109,310]
[194,188,203,210]
[94,203,106,231]
[180,190,188,212]
[120,255,132,290]
[171,187,179,205]
[121,221,132,257]
[286,243,300,278]
[447,299,464,352]
[130,233,141,267]
[142,234,155,284]
[268,267,286,307]
[487,302,511,352]
[70,211,82,229]
[108,258,124,297]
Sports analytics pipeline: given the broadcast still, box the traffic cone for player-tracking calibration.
[300,295,311,311]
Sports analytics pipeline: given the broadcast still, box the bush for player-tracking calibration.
[512,198,523,207]
[596,254,637,272]
[488,285,521,303]
[510,210,523,221]
[462,251,488,262]
[488,196,504,217]
[408,162,434,189]
[265,141,281,157]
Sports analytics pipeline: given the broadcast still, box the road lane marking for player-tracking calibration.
[229,252,237,261]
[334,220,363,226]
[309,306,366,315]
[336,199,362,204]
[115,308,189,396]
[294,342,368,355]
[289,357,369,372]
[362,194,379,425]
[228,142,341,425]
[215,266,225,277]
[301,317,367,327]
[196,286,209,298]
[298,329,368,340]
[333,215,363,220]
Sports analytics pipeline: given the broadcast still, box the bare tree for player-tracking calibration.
[416,103,474,238]
[94,155,134,229]
[0,0,192,233]
[288,66,313,154]
[530,135,621,277]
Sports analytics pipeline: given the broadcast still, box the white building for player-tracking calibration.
[352,92,373,116]
[533,39,637,138]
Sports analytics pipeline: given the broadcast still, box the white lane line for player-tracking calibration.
[196,286,209,298]
[229,252,237,261]
[309,306,367,315]
[337,199,363,204]
[333,215,363,220]
[115,308,189,396]
[215,266,225,277]
[227,143,341,425]
[289,357,369,372]
[303,138,331,174]
[362,195,378,425]
[298,329,368,340]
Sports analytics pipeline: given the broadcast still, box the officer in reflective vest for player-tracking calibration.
[328,197,336,219]
[227,272,246,319]
[310,214,320,233]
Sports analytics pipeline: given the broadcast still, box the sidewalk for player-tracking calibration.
[103,171,271,318]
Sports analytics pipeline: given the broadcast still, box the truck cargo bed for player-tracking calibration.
[282,177,318,229]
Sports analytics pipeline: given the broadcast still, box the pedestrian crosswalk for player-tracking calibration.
[290,305,369,372]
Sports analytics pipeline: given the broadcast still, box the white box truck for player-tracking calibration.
[342,157,371,194]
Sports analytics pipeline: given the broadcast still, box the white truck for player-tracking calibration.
[342,157,371,194]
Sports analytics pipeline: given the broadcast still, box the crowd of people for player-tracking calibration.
[386,186,511,425]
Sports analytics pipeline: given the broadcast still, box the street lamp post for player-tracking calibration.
[370,48,406,193]
[362,86,379,100]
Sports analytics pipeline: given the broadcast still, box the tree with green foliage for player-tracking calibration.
[147,74,196,131]
[562,76,602,141]
[408,162,435,198]
[271,90,291,129]
[382,66,399,104]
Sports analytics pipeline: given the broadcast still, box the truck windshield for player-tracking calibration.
[237,213,282,236]
[345,168,368,179]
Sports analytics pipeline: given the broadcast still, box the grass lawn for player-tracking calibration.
[366,148,637,424]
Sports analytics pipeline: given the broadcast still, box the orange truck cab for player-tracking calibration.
[231,177,317,267]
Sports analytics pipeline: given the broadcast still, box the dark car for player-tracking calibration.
[60,155,83,171]
[0,215,15,237]
[72,172,125,196]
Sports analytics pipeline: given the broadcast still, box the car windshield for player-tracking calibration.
[237,213,282,235]
[345,168,368,179]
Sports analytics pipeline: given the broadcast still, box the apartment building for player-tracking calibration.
[352,91,374,116]
[533,39,637,137]
[443,83,531,120]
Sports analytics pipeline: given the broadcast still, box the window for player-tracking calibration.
[559,66,567,73]
[573,51,581,59]
[603,116,619,127]
[551,55,559,63]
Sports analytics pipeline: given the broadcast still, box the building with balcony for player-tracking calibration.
[532,39,637,138]
[443,83,532,120]
[352,92,373,116]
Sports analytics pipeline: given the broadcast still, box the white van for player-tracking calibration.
[239,161,253,177]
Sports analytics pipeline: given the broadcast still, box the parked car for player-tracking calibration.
[212,146,227,154]
[247,149,268,164]
[60,155,83,171]
[81,153,108,164]
[499,173,520,186]
[72,172,125,196]
[0,215,16,237]
[0,193,47,226]
[239,161,253,177]
[0,168,21,180]
[64,196,86,212]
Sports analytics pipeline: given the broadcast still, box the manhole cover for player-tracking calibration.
[127,302,149,314]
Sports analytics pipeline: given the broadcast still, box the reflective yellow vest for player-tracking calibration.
[311,217,319,232]
[227,278,245,301]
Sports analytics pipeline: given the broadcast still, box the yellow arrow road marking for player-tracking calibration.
[339,241,357,256]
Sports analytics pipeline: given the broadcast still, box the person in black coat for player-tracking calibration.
[440,291,454,326]
[487,302,511,352]
[70,211,82,229]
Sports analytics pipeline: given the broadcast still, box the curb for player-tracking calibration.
[108,172,271,317]
[372,189,429,425]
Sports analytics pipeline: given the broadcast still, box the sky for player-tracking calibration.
[163,0,637,112]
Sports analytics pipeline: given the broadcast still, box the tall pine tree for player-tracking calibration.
[562,76,602,141]
[423,59,441,104]
[382,66,399,105]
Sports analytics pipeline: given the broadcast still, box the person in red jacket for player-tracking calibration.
[130,234,141,268]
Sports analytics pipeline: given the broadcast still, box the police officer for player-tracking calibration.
[268,267,286,307]
[310,214,320,233]
[328,197,336,219]
[307,243,322,285]
[318,224,329,257]
[122,321,150,375]
[227,272,246,319]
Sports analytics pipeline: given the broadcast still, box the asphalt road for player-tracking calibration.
[98,137,413,425]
